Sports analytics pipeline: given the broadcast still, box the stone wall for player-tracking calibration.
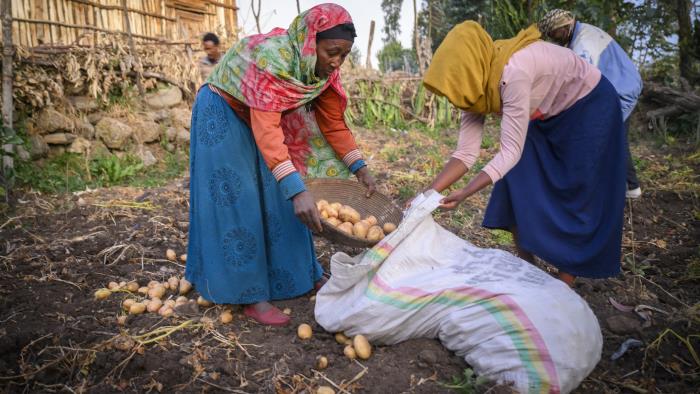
[24,85,192,168]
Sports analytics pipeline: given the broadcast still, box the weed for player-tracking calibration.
[91,155,143,185]
[442,369,489,394]
[490,229,513,246]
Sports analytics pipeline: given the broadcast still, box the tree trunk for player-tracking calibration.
[413,0,423,74]
[676,0,694,82]
[296,0,301,14]
[1,0,14,200]
[366,20,375,69]
[251,0,261,34]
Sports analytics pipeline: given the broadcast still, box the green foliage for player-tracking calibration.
[378,40,418,73]
[15,151,188,194]
[442,369,489,394]
[381,0,404,43]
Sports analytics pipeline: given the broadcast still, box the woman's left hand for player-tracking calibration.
[439,188,471,210]
[355,166,376,197]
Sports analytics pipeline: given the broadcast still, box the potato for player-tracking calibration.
[137,286,149,295]
[147,298,163,313]
[317,386,335,394]
[220,310,234,324]
[383,222,397,234]
[167,276,179,291]
[335,332,352,345]
[315,355,329,370]
[179,254,187,263]
[147,280,160,289]
[122,298,136,311]
[352,221,369,238]
[197,296,213,307]
[125,281,139,292]
[282,308,292,315]
[129,303,146,315]
[343,345,357,360]
[367,226,385,242]
[337,222,353,235]
[148,285,166,299]
[317,199,329,208]
[175,296,188,303]
[325,206,339,218]
[297,324,313,339]
[326,217,341,227]
[108,281,120,290]
[117,315,128,325]
[364,215,378,226]
[158,306,174,317]
[339,206,360,223]
[330,202,342,211]
[320,209,329,219]
[179,278,192,295]
[166,249,177,261]
[353,335,372,360]
[164,299,176,308]
[94,288,111,300]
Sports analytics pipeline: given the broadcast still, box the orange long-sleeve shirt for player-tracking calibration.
[210,84,362,181]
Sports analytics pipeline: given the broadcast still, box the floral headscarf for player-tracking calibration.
[206,4,353,174]
[207,3,352,113]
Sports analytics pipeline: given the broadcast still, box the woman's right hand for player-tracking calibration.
[292,191,323,233]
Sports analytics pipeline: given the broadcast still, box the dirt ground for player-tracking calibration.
[1,126,698,393]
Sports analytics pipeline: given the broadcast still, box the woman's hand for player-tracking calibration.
[355,166,376,197]
[292,191,323,233]
[439,188,471,210]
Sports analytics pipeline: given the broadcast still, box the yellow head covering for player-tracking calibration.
[423,21,541,114]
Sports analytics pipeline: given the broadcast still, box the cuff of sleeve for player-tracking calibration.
[482,164,503,184]
[279,172,306,200]
[271,160,296,181]
[450,153,475,171]
[342,149,363,167]
[349,159,367,174]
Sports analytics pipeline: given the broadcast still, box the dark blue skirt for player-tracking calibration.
[185,85,323,304]
[483,77,625,278]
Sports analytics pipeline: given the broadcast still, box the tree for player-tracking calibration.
[381,0,404,42]
[673,0,697,83]
[378,40,418,73]
[251,0,261,34]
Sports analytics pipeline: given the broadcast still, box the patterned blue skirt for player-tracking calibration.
[483,77,626,278]
[185,85,323,304]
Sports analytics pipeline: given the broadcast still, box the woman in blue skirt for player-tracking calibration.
[186,4,375,326]
[420,22,625,286]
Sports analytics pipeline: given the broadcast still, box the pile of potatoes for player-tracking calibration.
[316,199,396,242]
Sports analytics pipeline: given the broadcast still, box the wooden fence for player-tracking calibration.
[5,0,238,47]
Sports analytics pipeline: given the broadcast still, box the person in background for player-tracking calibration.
[199,32,222,80]
[186,4,375,326]
[538,9,644,199]
[420,21,626,287]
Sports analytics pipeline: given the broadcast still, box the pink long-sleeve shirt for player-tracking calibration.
[452,41,602,182]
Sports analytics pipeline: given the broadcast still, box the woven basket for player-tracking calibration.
[305,179,403,248]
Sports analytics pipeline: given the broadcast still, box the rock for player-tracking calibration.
[89,140,110,158]
[174,301,200,317]
[170,107,192,130]
[135,146,157,167]
[417,350,437,366]
[165,143,175,152]
[67,137,92,154]
[96,117,133,150]
[16,145,31,161]
[87,112,104,125]
[44,132,77,145]
[143,109,169,122]
[164,126,179,142]
[28,135,49,158]
[49,146,66,156]
[132,119,161,143]
[606,315,642,335]
[75,118,95,139]
[144,85,182,109]
[69,96,99,113]
[175,128,190,145]
[35,108,74,134]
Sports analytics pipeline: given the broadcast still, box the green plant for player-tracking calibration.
[490,229,513,246]
[91,154,144,185]
[442,369,489,394]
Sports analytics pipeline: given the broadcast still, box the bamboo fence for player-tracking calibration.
[4,0,238,47]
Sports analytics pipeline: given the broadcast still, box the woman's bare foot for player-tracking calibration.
[558,272,576,287]
[243,302,290,326]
